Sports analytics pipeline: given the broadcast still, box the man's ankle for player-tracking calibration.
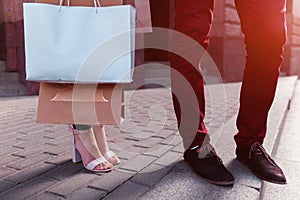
[188,133,210,150]
[236,142,265,162]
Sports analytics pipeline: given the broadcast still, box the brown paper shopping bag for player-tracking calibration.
[37,83,124,125]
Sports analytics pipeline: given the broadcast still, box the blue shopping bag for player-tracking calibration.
[24,1,136,83]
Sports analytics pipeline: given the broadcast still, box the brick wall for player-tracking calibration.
[0,0,25,72]
[283,0,300,76]
[207,0,245,82]
[0,1,5,59]
[0,0,299,95]
[208,0,300,82]
[0,0,39,95]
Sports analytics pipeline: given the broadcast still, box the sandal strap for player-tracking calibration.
[104,151,116,160]
[86,156,108,171]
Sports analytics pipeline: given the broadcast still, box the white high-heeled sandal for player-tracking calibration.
[70,127,112,172]
[104,151,121,165]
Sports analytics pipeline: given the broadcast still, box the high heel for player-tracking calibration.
[70,126,113,172]
[72,134,82,163]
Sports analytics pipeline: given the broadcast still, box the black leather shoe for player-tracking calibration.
[184,143,235,186]
[236,142,287,184]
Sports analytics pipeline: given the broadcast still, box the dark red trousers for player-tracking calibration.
[170,0,287,150]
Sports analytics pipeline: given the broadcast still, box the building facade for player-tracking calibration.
[0,0,300,95]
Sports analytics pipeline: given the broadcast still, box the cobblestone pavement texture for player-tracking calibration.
[0,77,298,200]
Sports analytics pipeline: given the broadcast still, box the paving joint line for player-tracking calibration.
[11,154,26,159]
[44,191,66,198]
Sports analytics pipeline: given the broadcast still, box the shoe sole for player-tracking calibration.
[236,158,287,185]
[112,161,121,166]
[184,160,235,186]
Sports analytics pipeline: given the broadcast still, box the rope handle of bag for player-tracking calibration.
[58,0,101,13]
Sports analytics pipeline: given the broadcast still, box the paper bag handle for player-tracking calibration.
[59,0,102,13]
[50,85,109,103]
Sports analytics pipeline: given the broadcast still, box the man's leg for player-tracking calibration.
[170,0,234,186]
[234,0,287,184]
[170,0,212,150]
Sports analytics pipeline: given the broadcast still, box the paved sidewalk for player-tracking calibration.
[261,80,300,200]
[0,76,298,200]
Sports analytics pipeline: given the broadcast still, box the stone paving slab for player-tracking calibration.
[44,162,84,181]
[261,80,300,200]
[66,187,107,200]
[119,154,158,172]
[261,159,300,200]
[139,162,260,200]
[138,77,298,200]
[102,181,149,200]
[0,180,16,194]
[0,177,57,200]
[142,143,174,157]
[45,173,99,198]
[263,77,299,153]
[4,163,55,184]
[0,77,298,200]
[88,169,134,192]
[131,164,172,187]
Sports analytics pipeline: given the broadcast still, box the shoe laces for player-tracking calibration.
[196,144,223,165]
[249,142,276,166]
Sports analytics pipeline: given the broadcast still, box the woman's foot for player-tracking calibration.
[104,151,121,165]
[71,127,113,172]
[93,125,121,165]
